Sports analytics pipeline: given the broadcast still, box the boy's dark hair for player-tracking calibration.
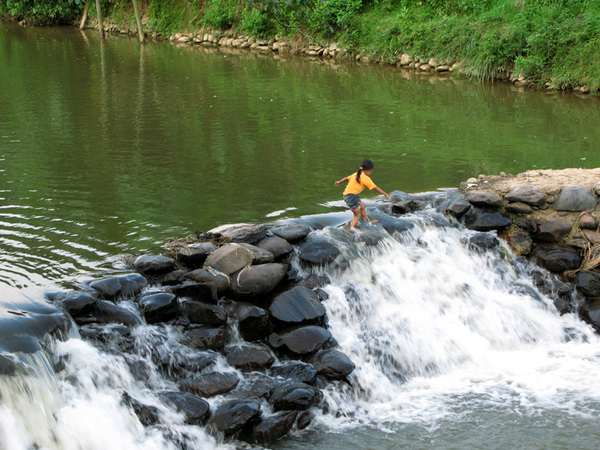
[357,158,374,183]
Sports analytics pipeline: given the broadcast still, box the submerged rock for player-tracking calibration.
[158,391,211,425]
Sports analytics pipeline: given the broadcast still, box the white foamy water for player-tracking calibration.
[313,218,600,430]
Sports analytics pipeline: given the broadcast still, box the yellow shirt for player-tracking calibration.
[343,172,377,196]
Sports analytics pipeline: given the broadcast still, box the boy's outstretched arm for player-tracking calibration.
[335,177,349,186]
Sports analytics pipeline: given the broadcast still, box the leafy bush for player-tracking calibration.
[0,0,84,23]
[148,0,187,34]
[239,6,276,37]
[203,0,236,30]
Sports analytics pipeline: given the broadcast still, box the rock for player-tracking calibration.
[182,300,227,326]
[257,236,294,260]
[158,391,211,425]
[186,268,230,293]
[580,299,600,332]
[204,244,253,275]
[374,216,415,235]
[232,374,278,399]
[505,185,546,206]
[465,191,503,208]
[170,283,218,304]
[221,301,270,342]
[122,392,160,426]
[139,292,179,324]
[89,277,122,299]
[225,344,276,371]
[181,371,240,398]
[309,349,355,380]
[464,211,511,232]
[445,198,471,218]
[503,229,533,256]
[390,190,419,214]
[575,270,600,298]
[238,243,274,264]
[229,263,287,297]
[242,411,297,445]
[269,380,323,412]
[271,325,333,356]
[157,270,186,285]
[176,243,217,267]
[269,286,326,328]
[505,202,533,214]
[131,254,176,274]
[536,219,572,243]
[57,291,98,318]
[579,212,598,230]
[184,325,229,351]
[209,223,270,244]
[171,351,218,374]
[76,300,142,327]
[212,398,262,435]
[583,230,600,245]
[298,241,340,265]
[554,185,598,211]
[271,224,311,243]
[467,233,500,253]
[296,411,313,429]
[595,182,600,196]
[270,362,317,385]
[532,245,582,273]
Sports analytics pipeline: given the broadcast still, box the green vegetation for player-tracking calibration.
[1,0,599,91]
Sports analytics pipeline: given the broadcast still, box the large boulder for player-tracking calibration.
[464,211,511,232]
[269,325,333,356]
[181,371,240,398]
[89,277,122,299]
[467,233,500,253]
[465,191,503,208]
[554,185,597,211]
[238,243,274,264]
[158,391,211,425]
[390,190,420,214]
[271,224,311,243]
[182,300,227,326]
[221,301,270,341]
[532,245,582,273]
[212,398,262,435]
[138,292,179,324]
[505,185,546,207]
[225,344,276,371]
[186,268,230,293]
[298,241,340,265]
[269,286,326,328]
[269,380,323,412]
[204,244,254,275]
[56,291,98,318]
[131,254,176,274]
[308,349,355,380]
[75,300,142,327]
[536,219,572,243]
[229,263,287,297]
[575,270,600,298]
[257,236,294,260]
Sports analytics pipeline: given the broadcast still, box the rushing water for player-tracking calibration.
[2,21,600,449]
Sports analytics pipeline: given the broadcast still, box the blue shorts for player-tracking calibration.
[343,194,361,211]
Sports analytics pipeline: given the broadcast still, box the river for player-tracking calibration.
[1,21,600,449]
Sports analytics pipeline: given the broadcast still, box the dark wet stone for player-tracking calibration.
[269,286,326,328]
[242,411,298,445]
[445,198,471,218]
[271,224,311,243]
[229,263,288,298]
[464,211,511,232]
[296,411,313,429]
[89,277,122,299]
[536,219,572,243]
[506,185,546,207]
[375,216,415,235]
[204,244,254,275]
[118,273,149,296]
[532,245,582,273]
[298,274,331,290]
[271,325,333,356]
[390,190,420,214]
[122,392,160,426]
[131,254,176,274]
[269,380,323,412]
[257,236,294,260]
[212,398,262,435]
[467,233,500,253]
[176,351,218,373]
[309,349,355,380]
[238,243,275,264]
[78,323,133,350]
[182,300,227,326]
[225,344,276,371]
[505,202,534,215]
[184,325,229,351]
[466,191,503,208]
[122,354,153,381]
[270,362,317,385]
[139,293,179,324]
[58,291,98,318]
[209,223,270,244]
[580,299,600,332]
[232,374,278,399]
[554,185,598,211]
[170,283,217,304]
[158,391,211,425]
[156,270,186,286]
[221,301,270,342]
[181,371,240,398]
[575,271,600,298]
[75,300,142,327]
[176,242,217,268]
[298,241,340,265]
[186,268,230,293]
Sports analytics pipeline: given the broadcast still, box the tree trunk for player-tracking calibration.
[132,0,144,43]
[95,0,105,38]
[79,5,88,30]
